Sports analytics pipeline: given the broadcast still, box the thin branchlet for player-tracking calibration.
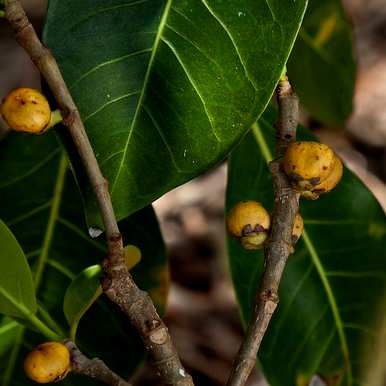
[4,1,193,385]
[226,75,300,386]
[65,340,132,386]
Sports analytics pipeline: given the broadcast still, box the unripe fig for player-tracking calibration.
[24,341,71,383]
[283,141,342,198]
[227,201,270,250]
[1,88,51,134]
[292,213,304,246]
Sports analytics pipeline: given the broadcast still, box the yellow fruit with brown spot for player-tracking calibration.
[1,88,51,134]
[302,155,343,200]
[24,342,71,383]
[227,201,271,250]
[283,141,342,198]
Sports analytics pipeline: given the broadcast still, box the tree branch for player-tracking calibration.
[4,1,193,385]
[65,340,132,386]
[226,76,299,386]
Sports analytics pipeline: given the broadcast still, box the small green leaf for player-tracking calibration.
[0,220,37,319]
[63,265,102,341]
[288,0,356,125]
[64,244,143,341]
[226,108,386,386]
[43,0,308,227]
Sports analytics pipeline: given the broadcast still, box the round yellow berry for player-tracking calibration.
[24,341,71,383]
[1,88,51,134]
[227,201,271,250]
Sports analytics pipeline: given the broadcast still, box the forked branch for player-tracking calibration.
[226,76,299,386]
[4,1,193,385]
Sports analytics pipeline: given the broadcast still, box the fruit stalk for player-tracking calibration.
[226,76,300,386]
[64,341,132,386]
[4,1,193,385]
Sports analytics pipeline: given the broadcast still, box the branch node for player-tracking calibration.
[260,289,279,304]
[62,108,78,127]
[149,326,169,345]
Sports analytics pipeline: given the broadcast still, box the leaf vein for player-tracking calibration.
[161,37,221,143]
[69,48,152,89]
[7,201,51,227]
[0,149,61,189]
[143,104,184,173]
[200,0,257,91]
[83,91,141,123]
[57,217,106,252]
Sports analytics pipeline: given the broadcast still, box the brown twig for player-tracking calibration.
[65,340,132,386]
[4,1,193,385]
[226,76,299,386]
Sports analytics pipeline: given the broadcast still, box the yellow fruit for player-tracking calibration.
[24,342,71,383]
[302,155,343,200]
[1,88,51,134]
[283,141,343,199]
[292,213,304,245]
[227,201,271,250]
[283,141,335,190]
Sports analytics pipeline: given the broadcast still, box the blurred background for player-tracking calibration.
[1,1,386,385]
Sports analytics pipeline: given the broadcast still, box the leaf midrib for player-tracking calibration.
[252,121,352,384]
[111,0,173,195]
[34,154,67,290]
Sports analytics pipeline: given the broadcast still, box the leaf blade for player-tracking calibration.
[43,0,308,226]
[288,0,356,125]
[0,220,37,319]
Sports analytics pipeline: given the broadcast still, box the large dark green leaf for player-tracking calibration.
[0,132,168,385]
[226,110,386,386]
[288,0,356,126]
[0,220,36,319]
[43,0,308,227]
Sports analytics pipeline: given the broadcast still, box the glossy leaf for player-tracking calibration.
[43,0,308,227]
[63,245,142,340]
[0,220,36,319]
[288,0,356,126]
[226,110,386,386]
[0,132,168,385]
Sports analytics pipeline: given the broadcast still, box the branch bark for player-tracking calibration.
[65,340,132,386]
[4,2,193,385]
[226,76,299,386]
